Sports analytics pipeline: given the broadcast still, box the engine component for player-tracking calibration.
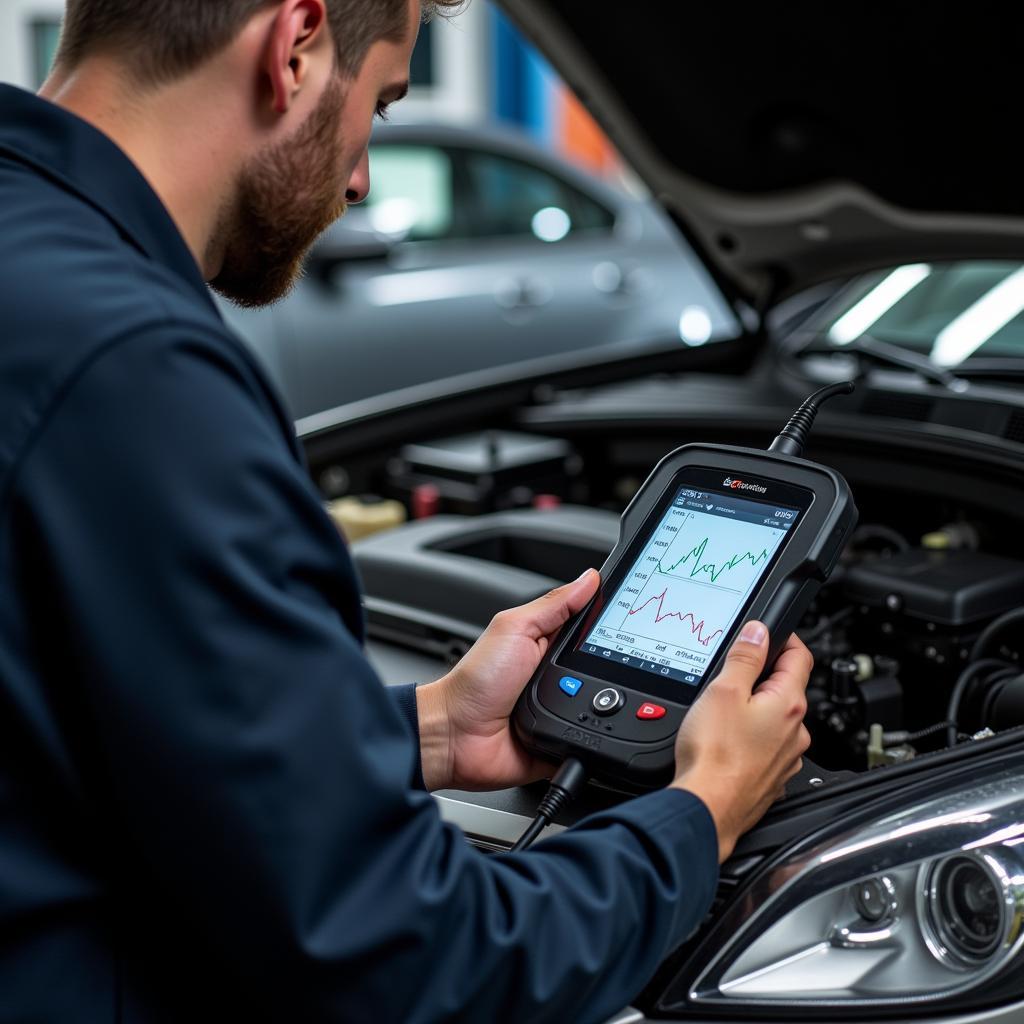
[389,430,578,516]
[921,520,981,551]
[830,657,858,704]
[866,723,914,768]
[846,548,1024,628]
[327,494,406,542]
[352,506,618,631]
[809,653,904,769]
[947,609,1024,744]
[982,674,1024,731]
[844,548,1024,671]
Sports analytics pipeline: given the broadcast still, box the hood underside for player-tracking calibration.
[501,1,1024,305]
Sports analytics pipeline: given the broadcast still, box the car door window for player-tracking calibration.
[364,145,456,241]
[461,151,614,241]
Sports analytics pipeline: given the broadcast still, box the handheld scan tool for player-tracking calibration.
[512,383,858,804]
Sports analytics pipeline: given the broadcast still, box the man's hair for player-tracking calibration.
[55,0,462,85]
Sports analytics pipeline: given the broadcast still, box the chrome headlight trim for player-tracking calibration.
[689,764,1024,1009]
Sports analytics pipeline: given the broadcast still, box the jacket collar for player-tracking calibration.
[0,84,217,314]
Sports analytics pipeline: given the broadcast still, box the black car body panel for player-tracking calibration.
[501,1,1024,303]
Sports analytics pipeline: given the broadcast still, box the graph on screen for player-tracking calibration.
[582,495,796,678]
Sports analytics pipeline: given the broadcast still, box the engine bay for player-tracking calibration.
[312,405,1024,785]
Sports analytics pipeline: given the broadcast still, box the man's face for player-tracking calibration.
[211,0,419,308]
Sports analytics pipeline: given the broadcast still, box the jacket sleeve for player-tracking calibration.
[15,329,719,1024]
[386,683,428,790]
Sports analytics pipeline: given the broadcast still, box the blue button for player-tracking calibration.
[559,676,583,697]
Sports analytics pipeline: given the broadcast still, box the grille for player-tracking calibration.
[861,392,934,421]
[1004,409,1024,444]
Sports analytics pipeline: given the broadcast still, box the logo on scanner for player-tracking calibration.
[561,726,602,750]
[723,476,767,494]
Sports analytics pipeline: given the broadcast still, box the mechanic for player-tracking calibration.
[0,1,812,1021]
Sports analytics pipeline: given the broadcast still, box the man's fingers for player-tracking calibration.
[492,568,600,638]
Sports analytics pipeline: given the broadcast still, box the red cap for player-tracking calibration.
[532,493,562,510]
[412,483,441,520]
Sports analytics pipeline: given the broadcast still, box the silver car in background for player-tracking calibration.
[219,121,735,421]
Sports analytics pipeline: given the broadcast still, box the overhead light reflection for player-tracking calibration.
[820,811,993,864]
[679,305,713,346]
[531,207,571,243]
[368,197,419,236]
[963,821,1024,851]
[828,264,932,345]
[931,266,1024,367]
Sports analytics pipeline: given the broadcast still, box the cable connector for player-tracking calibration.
[510,758,588,852]
[768,382,855,458]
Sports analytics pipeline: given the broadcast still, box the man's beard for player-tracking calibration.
[210,76,348,308]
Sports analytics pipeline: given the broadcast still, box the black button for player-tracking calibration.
[592,687,624,717]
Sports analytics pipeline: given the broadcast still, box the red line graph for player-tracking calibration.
[626,588,724,647]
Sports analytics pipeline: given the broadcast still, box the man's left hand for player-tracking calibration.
[415,569,600,791]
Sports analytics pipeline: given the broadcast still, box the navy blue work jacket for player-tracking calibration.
[0,85,718,1023]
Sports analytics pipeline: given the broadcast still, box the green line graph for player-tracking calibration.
[658,536,770,585]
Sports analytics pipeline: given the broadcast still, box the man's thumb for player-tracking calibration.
[719,621,769,689]
[518,568,600,636]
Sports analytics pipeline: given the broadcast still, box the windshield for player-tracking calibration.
[820,261,1024,366]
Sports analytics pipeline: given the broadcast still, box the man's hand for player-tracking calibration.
[671,622,812,862]
[415,569,600,791]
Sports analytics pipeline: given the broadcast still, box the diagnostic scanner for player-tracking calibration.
[513,383,859,790]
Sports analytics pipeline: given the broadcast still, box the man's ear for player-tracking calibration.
[264,0,329,115]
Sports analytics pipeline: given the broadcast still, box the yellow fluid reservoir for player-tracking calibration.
[327,496,407,543]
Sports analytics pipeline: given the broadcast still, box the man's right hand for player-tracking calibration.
[671,622,812,863]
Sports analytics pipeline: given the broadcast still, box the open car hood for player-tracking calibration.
[502,1,1024,306]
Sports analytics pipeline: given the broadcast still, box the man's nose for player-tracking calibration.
[345,150,370,204]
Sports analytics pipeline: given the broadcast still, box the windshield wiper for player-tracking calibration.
[850,335,970,392]
[789,331,970,393]
[941,358,1024,382]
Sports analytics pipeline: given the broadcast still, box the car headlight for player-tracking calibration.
[677,763,1024,1013]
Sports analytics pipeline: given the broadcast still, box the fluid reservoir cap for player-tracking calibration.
[533,493,562,510]
[412,483,441,520]
[327,496,407,543]
[853,653,874,681]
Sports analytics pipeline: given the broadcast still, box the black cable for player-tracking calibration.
[510,758,588,852]
[881,720,955,745]
[510,814,549,853]
[970,607,1024,662]
[946,659,1013,748]
[768,381,856,458]
[940,609,1024,748]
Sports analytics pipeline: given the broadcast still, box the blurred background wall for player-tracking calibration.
[0,1,622,182]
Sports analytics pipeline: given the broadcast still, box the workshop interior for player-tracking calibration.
[4,1,1024,1020]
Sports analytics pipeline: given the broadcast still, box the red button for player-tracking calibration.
[636,702,666,720]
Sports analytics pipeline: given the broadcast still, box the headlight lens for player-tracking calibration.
[687,767,1024,1011]
[923,851,1020,968]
